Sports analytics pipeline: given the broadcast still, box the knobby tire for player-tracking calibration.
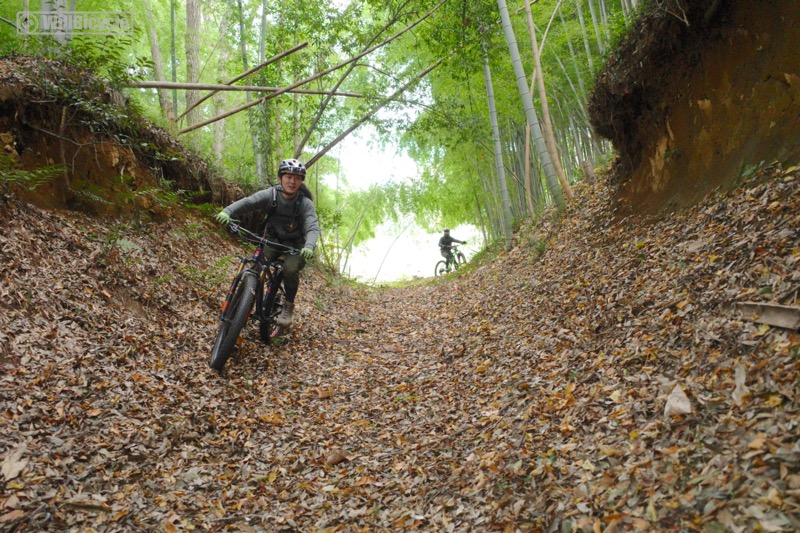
[457,252,466,265]
[260,275,285,343]
[209,273,257,371]
[435,260,448,277]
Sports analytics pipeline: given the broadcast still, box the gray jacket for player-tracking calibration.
[223,186,320,250]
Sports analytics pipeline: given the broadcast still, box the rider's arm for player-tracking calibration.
[222,188,274,219]
[300,198,321,250]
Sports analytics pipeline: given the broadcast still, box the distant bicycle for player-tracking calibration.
[435,244,466,277]
[209,223,299,372]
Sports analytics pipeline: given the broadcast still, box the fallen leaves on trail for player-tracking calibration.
[1,165,799,531]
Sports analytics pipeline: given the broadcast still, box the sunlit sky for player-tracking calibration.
[329,127,482,282]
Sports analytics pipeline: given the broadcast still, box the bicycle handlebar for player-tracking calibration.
[228,223,301,255]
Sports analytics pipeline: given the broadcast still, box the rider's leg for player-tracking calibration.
[277,253,305,326]
[441,248,454,269]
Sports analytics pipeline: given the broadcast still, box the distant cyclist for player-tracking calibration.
[438,228,466,264]
[214,158,320,328]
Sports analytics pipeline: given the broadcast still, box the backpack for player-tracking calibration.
[262,183,313,237]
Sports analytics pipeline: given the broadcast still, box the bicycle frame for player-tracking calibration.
[221,224,300,332]
[447,245,460,266]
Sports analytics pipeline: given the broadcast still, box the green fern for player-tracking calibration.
[0,153,63,191]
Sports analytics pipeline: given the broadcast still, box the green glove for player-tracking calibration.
[214,210,232,226]
[300,247,313,260]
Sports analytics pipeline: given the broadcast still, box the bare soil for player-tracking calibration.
[589,0,800,215]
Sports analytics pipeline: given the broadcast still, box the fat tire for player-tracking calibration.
[435,260,448,277]
[457,252,466,265]
[210,273,257,371]
[259,279,285,343]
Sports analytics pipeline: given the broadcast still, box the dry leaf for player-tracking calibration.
[664,384,692,417]
[315,388,334,399]
[732,365,750,407]
[0,510,25,523]
[748,433,767,450]
[325,449,349,466]
[2,444,28,482]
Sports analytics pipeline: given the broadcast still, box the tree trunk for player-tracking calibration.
[522,123,535,215]
[170,0,178,114]
[42,0,74,51]
[236,0,266,183]
[586,0,606,55]
[213,16,232,164]
[576,0,595,74]
[471,176,488,245]
[184,0,201,126]
[522,3,573,200]
[599,0,612,42]
[496,0,566,211]
[482,55,514,251]
[143,0,174,124]
[275,5,283,164]
[259,0,267,63]
[560,9,587,98]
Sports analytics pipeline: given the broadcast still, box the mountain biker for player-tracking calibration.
[214,158,320,328]
[438,228,466,263]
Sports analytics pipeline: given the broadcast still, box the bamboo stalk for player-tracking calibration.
[306,55,449,168]
[178,0,448,136]
[127,80,364,97]
[179,41,308,119]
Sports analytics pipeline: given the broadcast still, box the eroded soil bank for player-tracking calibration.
[589,0,800,215]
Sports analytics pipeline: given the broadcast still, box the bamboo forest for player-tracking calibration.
[1,0,799,531]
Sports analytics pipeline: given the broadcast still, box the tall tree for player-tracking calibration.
[42,0,75,50]
[185,0,201,126]
[496,0,566,211]
[170,0,178,115]
[576,0,595,74]
[213,11,232,164]
[522,0,574,200]
[482,55,514,251]
[143,0,174,124]
[236,0,266,183]
[586,0,606,55]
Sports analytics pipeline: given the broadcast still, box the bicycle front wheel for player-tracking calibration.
[210,272,257,371]
[435,260,448,277]
[259,277,285,343]
[456,252,466,265]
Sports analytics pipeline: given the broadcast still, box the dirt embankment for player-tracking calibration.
[589,0,800,215]
[0,55,243,217]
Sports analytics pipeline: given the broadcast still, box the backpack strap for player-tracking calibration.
[262,187,305,233]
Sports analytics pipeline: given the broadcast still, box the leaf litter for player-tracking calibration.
[1,165,799,531]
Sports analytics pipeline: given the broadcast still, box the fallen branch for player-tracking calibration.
[305,53,451,168]
[127,80,364,98]
[178,0,449,136]
[735,301,800,330]
[179,41,308,119]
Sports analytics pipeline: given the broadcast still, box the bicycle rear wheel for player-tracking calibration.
[435,260,448,277]
[259,277,285,343]
[210,273,257,371]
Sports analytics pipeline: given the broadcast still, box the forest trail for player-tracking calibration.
[2,168,799,532]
